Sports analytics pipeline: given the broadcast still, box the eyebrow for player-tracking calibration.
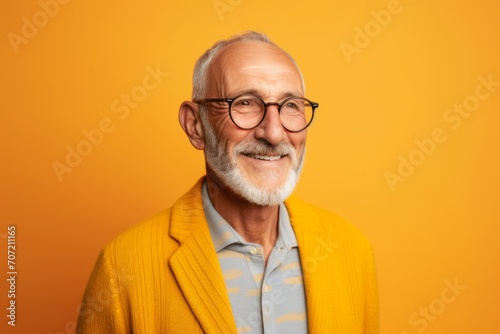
[228,89,303,100]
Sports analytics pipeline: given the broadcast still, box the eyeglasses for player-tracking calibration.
[194,94,319,132]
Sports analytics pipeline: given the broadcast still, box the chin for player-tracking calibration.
[218,165,299,206]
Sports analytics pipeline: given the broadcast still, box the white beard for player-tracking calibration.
[201,111,305,206]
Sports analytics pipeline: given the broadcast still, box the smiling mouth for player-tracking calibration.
[242,153,286,161]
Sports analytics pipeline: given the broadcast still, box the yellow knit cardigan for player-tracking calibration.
[76,178,379,333]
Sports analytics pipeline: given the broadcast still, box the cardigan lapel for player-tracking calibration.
[286,195,341,333]
[168,178,237,334]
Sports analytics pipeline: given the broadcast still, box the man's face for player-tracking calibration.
[201,41,307,206]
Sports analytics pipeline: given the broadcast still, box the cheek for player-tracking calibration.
[213,127,243,160]
[217,123,254,151]
[290,132,307,152]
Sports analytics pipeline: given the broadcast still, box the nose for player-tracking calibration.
[254,104,286,145]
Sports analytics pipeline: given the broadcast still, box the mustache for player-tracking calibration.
[234,141,295,157]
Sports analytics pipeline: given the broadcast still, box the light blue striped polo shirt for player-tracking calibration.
[202,182,308,334]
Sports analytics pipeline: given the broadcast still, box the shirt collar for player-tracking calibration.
[202,181,298,252]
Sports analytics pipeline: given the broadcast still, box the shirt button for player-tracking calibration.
[249,247,257,255]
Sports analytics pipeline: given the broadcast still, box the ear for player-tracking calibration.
[178,101,205,150]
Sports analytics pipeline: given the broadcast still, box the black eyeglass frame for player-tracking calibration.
[194,94,319,133]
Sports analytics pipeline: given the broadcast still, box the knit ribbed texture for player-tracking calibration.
[76,177,379,333]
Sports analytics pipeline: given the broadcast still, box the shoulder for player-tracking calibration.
[112,208,174,248]
[98,208,176,268]
[100,177,206,262]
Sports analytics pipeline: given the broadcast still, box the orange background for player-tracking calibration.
[1,0,499,333]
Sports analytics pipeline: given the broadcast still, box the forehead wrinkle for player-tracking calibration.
[225,69,303,99]
[241,63,294,71]
[225,65,302,100]
[207,41,303,98]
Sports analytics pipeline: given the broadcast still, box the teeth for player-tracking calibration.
[250,155,282,161]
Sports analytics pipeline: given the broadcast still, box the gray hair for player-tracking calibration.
[191,31,304,100]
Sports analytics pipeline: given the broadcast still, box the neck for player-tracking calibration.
[206,172,279,262]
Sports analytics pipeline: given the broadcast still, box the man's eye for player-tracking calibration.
[285,102,301,110]
[235,99,256,107]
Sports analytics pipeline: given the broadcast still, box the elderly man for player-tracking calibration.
[77,31,379,334]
